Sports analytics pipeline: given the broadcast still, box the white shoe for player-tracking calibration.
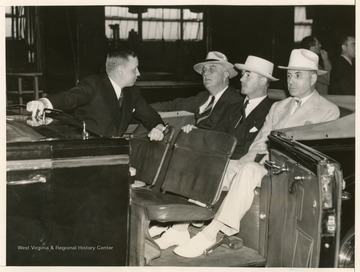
[154,228,190,249]
[173,232,216,258]
[191,222,204,228]
[149,225,168,238]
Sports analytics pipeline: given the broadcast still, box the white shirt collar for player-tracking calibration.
[296,91,315,105]
[213,86,228,105]
[341,54,353,65]
[245,95,267,116]
[198,86,228,114]
[108,76,122,99]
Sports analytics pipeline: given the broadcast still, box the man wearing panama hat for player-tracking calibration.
[182,55,279,160]
[171,49,340,258]
[151,51,242,129]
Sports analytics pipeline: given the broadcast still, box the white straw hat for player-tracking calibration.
[278,49,327,75]
[193,51,238,79]
[235,56,279,81]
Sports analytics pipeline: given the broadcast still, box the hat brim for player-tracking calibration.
[194,61,238,79]
[278,65,327,75]
[234,63,279,81]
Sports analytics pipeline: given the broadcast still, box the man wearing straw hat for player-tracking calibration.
[154,55,278,248]
[182,55,278,160]
[151,51,242,129]
[173,49,340,258]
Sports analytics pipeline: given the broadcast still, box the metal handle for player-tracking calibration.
[289,175,304,194]
[203,235,243,256]
[7,174,47,185]
[264,160,289,175]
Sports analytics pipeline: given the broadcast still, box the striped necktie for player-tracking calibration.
[291,98,302,115]
[234,99,249,128]
[118,92,124,108]
[196,95,215,124]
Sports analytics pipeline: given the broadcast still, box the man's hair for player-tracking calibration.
[300,36,317,50]
[340,35,354,46]
[106,50,137,73]
[263,77,271,87]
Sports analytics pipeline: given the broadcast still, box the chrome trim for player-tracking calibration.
[338,230,355,268]
[342,191,351,201]
[7,174,46,185]
[52,154,129,168]
[7,159,52,171]
[7,155,129,171]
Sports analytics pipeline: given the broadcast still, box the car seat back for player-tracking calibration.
[130,125,175,187]
[160,129,237,207]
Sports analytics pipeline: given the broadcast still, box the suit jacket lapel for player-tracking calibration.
[197,92,212,114]
[101,76,122,127]
[118,87,134,133]
[284,91,322,127]
[241,97,272,130]
[274,98,293,129]
[245,97,268,120]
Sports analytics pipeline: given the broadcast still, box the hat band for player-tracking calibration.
[205,59,221,62]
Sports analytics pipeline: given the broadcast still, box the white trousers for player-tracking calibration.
[216,160,267,236]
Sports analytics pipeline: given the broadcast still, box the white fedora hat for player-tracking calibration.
[235,56,279,81]
[193,51,238,79]
[278,49,327,75]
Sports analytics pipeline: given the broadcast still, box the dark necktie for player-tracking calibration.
[118,92,124,108]
[234,99,249,128]
[196,95,215,124]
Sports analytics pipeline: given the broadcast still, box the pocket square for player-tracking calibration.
[249,126,258,133]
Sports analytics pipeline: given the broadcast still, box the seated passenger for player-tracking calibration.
[157,49,340,258]
[152,55,278,245]
[182,55,278,160]
[151,51,242,129]
[26,50,165,141]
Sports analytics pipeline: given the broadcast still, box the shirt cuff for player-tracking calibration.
[39,98,54,109]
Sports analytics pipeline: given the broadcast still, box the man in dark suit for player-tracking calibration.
[26,50,165,141]
[151,51,242,129]
[330,35,355,95]
[154,55,278,249]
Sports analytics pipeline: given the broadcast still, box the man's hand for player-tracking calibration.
[181,124,197,133]
[320,49,329,61]
[26,99,47,120]
[148,124,165,141]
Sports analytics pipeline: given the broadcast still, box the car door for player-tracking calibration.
[265,131,342,267]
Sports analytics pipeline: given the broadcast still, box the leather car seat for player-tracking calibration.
[129,125,175,188]
[129,128,237,265]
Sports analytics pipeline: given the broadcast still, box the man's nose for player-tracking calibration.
[136,69,140,76]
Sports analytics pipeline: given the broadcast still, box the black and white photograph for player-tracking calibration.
[2,0,356,271]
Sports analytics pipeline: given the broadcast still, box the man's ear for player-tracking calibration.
[223,71,230,82]
[311,72,318,86]
[117,66,123,76]
[341,44,347,53]
[260,76,267,86]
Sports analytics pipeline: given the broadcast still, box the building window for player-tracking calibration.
[5,6,26,39]
[294,6,313,42]
[105,6,203,41]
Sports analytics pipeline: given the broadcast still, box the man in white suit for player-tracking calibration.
[173,49,340,258]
